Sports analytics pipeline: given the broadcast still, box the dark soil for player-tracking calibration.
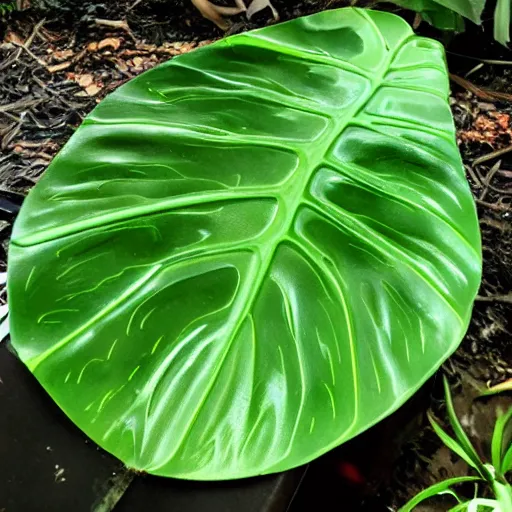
[1,1,512,511]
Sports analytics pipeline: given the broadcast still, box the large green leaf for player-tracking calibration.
[430,0,484,23]
[385,0,485,29]
[494,0,511,46]
[384,0,466,31]
[8,8,481,479]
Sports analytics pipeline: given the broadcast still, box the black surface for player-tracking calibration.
[116,470,306,512]
[0,190,24,219]
[0,343,126,512]
[0,343,305,512]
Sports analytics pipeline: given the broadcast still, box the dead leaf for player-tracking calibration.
[119,49,145,56]
[178,42,196,54]
[136,43,157,52]
[47,61,72,73]
[115,59,129,72]
[87,42,99,52]
[77,74,94,88]
[489,111,510,131]
[98,37,121,51]
[156,47,180,56]
[132,56,143,68]
[197,39,214,48]
[412,13,422,30]
[475,115,496,133]
[4,32,24,45]
[85,83,102,96]
[52,49,74,61]
[246,0,279,20]
[71,49,87,65]
[467,112,512,146]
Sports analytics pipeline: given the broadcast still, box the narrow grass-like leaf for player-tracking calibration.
[399,476,481,512]
[443,377,489,478]
[428,410,482,473]
[502,443,512,474]
[440,488,464,502]
[492,480,512,511]
[491,406,512,476]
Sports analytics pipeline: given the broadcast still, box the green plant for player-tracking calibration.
[494,0,511,46]
[389,0,466,30]
[0,1,16,16]
[400,377,512,511]
[384,0,482,30]
[7,7,481,479]
[385,0,511,46]
[481,379,512,397]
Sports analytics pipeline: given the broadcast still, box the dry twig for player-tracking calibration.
[94,18,137,42]
[479,160,501,201]
[476,294,512,304]
[473,145,512,166]
[476,198,511,211]
[450,73,512,102]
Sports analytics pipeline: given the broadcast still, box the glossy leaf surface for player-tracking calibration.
[8,8,481,479]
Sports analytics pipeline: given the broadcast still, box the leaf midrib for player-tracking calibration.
[146,20,416,472]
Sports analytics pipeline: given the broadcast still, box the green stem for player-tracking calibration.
[493,480,512,511]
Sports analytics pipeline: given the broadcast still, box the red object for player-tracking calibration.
[338,461,366,485]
